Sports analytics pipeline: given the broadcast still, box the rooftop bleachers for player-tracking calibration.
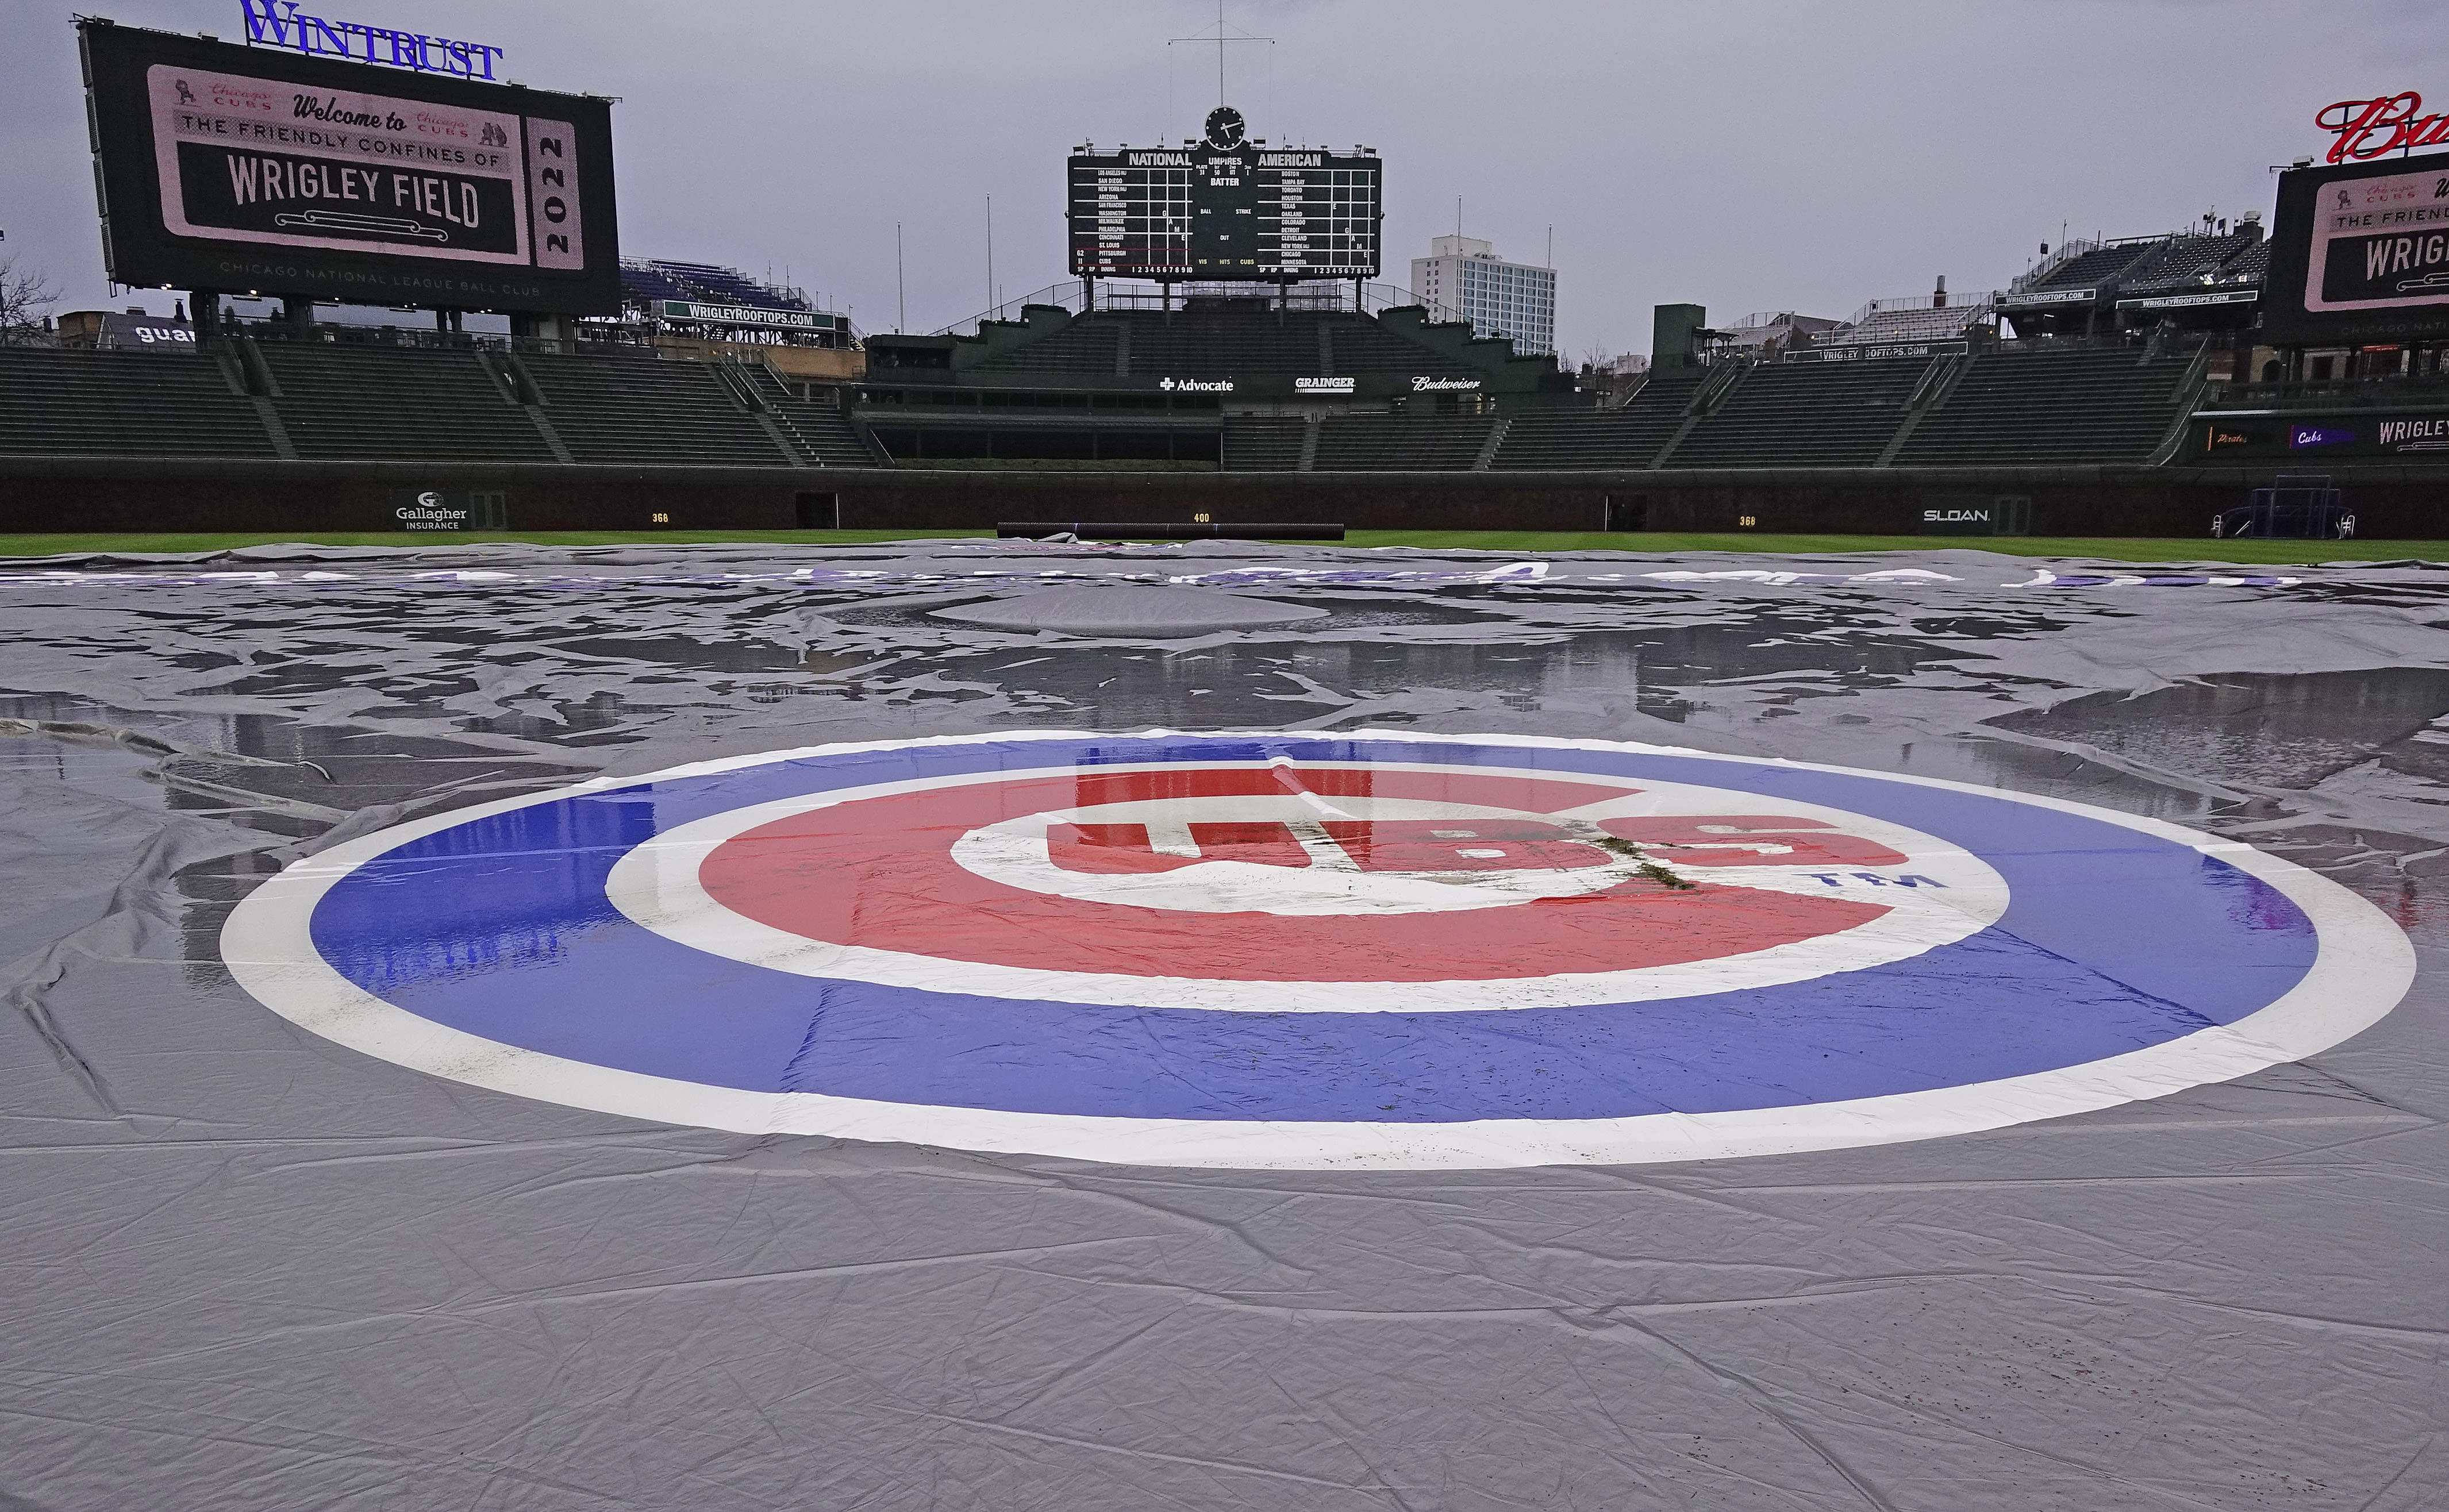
[517,352,794,466]
[2023,242,2155,292]
[1490,368,1704,469]
[2221,240,2270,281]
[618,264,691,305]
[1825,303,1990,345]
[655,261,807,310]
[2120,232,2262,295]
[255,343,556,462]
[1891,345,2195,465]
[0,345,278,458]
[624,260,810,312]
[1668,356,1933,467]
[1310,414,1494,471]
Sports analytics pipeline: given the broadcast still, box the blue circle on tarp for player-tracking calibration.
[303,734,2317,1124]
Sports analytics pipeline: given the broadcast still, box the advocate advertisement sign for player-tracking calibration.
[2265,150,2449,344]
[80,22,617,314]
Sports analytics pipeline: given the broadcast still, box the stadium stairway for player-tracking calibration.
[0,345,280,458]
[741,365,885,465]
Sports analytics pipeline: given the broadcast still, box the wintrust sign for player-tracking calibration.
[2317,93,2449,163]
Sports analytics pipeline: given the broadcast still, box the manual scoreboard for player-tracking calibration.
[1068,105,1381,280]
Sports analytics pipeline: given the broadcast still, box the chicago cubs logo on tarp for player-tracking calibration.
[221,731,2415,1169]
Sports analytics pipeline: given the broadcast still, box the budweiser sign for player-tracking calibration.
[2318,93,2449,163]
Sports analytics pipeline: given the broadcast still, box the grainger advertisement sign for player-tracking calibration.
[2265,149,2449,344]
[80,22,618,314]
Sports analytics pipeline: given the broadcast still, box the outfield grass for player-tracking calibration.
[0,529,2438,565]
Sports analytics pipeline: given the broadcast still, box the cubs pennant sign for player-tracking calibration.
[221,731,2413,1169]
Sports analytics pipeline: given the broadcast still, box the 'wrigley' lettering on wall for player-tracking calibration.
[239,0,505,80]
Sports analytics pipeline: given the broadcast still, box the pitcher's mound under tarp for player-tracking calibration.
[1,536,2444,1511]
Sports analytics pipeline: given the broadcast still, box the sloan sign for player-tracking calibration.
[2317,92,2449,163]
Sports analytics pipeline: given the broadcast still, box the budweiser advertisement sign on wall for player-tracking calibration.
[2319,93,2449,163]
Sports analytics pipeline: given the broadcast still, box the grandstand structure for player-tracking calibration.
[6,211,2448,539]
[0,337,877,469]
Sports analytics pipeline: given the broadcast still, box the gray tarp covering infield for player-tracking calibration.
[0,538,2443,1510]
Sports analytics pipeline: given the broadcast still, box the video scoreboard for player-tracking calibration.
[2264,149,2449,345]
[1068,105,1381,280]
[78,20,619,314]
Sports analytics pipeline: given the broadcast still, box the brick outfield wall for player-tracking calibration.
[0,459,2444,538]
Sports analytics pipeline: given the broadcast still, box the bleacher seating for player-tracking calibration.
[255,343,557,462]
[1221,416,1308,470]
[1111,307,1328,376]
[0,346,278,458]
[627,260,810,312]
[972,321,1122,374]
[2220,239,2270,282]
[617,264,693,306]
[0,329,2215,478]
[517,352,794,466]
[2020,243,2154,293]
[1668,357,1933,467]
[1825,303,1990,346]
[1326,318,1470,373]
[1310,415,1494,471]
[1891,346,2195,465]
[970,303,1462,378]
[1490,368,1702,469]
[2119,232,2262,295]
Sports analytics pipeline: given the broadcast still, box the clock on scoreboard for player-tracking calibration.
[1068,105,1382,280]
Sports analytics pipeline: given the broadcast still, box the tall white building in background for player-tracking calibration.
[1410,235,1555,356]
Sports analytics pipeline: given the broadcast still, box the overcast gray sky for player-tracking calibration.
[6,1,2444,357]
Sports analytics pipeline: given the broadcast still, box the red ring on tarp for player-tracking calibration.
[699,765,1888,983]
